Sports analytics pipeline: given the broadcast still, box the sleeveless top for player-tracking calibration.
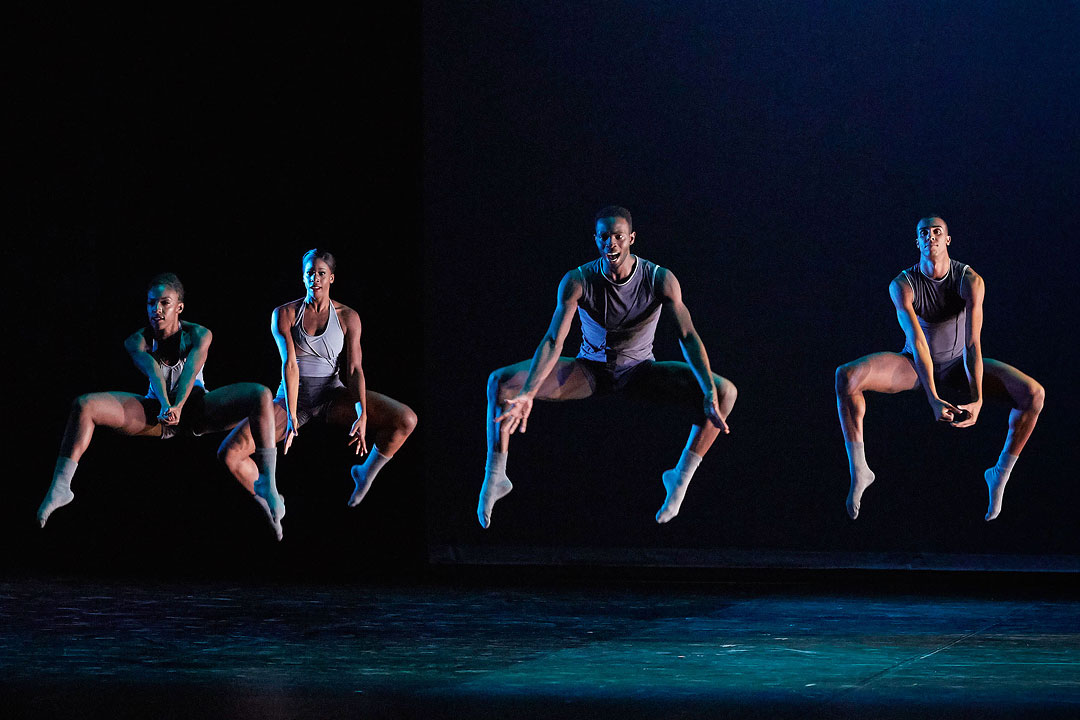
[144,327,206,402]
[576,256,663,367]
[277,300,347,406]
[900,259,970,364]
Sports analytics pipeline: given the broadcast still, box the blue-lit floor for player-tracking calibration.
[2,578,1078,718]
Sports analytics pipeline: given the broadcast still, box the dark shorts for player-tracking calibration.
[901,353,973,405]
[576,358,708,422]
[141,386,208,440]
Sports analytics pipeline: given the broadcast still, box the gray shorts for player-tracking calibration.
[276,375,347,428]
[142,387,208,440]
[901,352,972,404]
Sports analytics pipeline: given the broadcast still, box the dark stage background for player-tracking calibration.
[5,2,1078,578]
[422,1,1078,570]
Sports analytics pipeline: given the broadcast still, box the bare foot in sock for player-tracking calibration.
[254,493,285,541]
[349,465,374,507]
[253,477,284,522]
[846,469,875,520]
[984,467,1010,521]
[656,469,690,524]
[37,486,75,528]
[477,473,512,529]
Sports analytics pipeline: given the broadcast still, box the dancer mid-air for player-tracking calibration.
[38,273,285,534]
[478,206,737,528]
[835,215,1044,521]
[218,249,417,526]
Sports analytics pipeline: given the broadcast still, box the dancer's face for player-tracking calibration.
[595,216,635,275]
[916,217,950,258]
[303,258,334,299]
[147,284,183,335]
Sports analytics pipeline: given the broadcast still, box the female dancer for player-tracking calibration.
[218,250,416,523]
[37,273,285,535]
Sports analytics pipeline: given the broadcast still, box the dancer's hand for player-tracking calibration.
[704,393,729,433]
[930,397,963,423]
[494,394,534,434]
[348,414,368,455]
[952,399,982,428]
[159,403,183,426]
[283,414,299,454]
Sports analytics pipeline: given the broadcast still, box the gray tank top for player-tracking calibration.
[576,256,663,367]
[900,259,969,364]
[293,301,345,378]
[145,329,207,402]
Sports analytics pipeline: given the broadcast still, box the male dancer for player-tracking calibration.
[835,215,1044,521]
[37,273,285,535]
[478,206,737,528]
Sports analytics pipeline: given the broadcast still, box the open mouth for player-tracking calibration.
[606,252,620,263]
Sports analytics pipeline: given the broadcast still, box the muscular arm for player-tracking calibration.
[339,305,369,454]
[272,303,301,450]
[520,271,583,397]
[956,267,985,426]
[170,323,211,409]
[124,328,172,407]
[493,271,582,432]
[658,268,727,430]
[889,278,959,422]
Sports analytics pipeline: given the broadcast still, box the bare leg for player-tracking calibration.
[210,387,288,539]
[636,365,737,524]
[39,392,161,527]
[835,353,919,519]
[478,358,595,528]
[981,359,1045,521]
[331,390,418,507]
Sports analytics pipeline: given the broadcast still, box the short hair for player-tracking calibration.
[595,205,633,231]
[302,248,337,273]
[918,214,947,229]
[147,272,185,301]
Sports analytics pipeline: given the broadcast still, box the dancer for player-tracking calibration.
[835,215,1044,521]
[217,249,416,519]
[38,273,285,535]
[479,205,737,528]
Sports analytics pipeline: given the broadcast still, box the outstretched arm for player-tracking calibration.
[954,267,985,428]
[494,270,582,434]
[339,307,369,455]
[272,304,301,453]
[889,278,961,422]
[658,268,728,432]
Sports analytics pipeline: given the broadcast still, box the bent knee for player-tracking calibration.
[397,406,418,435]
[488,367,520,399]
[835,363,859,395]
[1027,382,1046,413]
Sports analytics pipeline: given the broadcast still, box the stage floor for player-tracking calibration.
[2,576,1078,719]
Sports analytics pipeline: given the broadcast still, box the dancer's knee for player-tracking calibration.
[217,435,250,467]
[1026,382,1046,415]
[396,406,418,437]
[835,363,859,395]
[488,367,518,402]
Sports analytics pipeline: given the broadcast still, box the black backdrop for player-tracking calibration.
[5,2,1077,578]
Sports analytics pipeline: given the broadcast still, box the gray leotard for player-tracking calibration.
[276,301,346,410]
[900,259,970,364]
[145,331,206,402]
[576,256,663,368]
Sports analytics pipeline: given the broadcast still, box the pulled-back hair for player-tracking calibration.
[595,205,633,231]
[147,272,185,301]
[302,248,337,273]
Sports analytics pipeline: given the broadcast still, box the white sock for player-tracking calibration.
[656,447,703,524]
[38,457,78,528]
[252,448,284,522]
[984,451,1018,521]
[349,446,392,507]
[845,440,875,520]
[253,493,285,541]
[477,450,512,529]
